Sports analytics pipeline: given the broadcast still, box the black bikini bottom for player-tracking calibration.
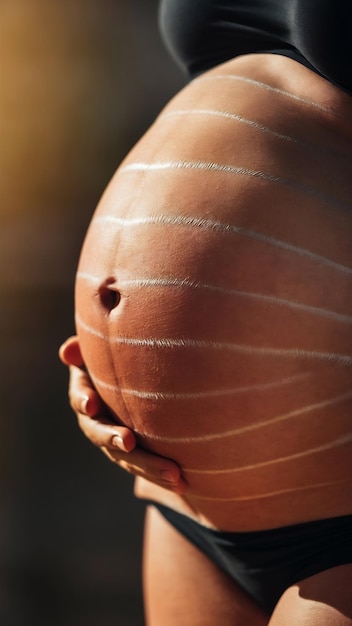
[150,503,352,614]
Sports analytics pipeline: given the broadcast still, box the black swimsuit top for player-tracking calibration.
[159,0,352,95]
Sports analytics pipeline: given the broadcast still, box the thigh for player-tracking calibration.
[142,505,269,626]
[269,564,352,626]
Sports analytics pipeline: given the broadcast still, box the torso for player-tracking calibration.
[75,53,352,530]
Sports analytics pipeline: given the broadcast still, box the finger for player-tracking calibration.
[77,411,137,453]
[69,368,137,452]
[59,336,84,368]
[67,364,103,414]
[101,444,187,494]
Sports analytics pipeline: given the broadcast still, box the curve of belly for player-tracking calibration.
[75,54,352,529]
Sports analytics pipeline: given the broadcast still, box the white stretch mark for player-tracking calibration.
[119,160,351,212]
[121,160,282,182]
[76,315,106,339]
[88,370,310,401]
[162,108,297,143]
[76,271,100,285]
[117,277,352,324]
[75,314,352,368]
[196,75,351,122]
[76,270,352,324]
[161,109,347,161]
[132,391,352,443]
[184,433,352,474]
[76,273,352,324]
[188,479,351,502]
[94,213,352,276]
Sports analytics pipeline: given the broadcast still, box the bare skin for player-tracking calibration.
[144,506,352,626]
[59,336,186,494]
[61,52,352,624]
[143,505,269,626]
[74,53,352,531]
[269,564,352,626]
[60,358,352,625]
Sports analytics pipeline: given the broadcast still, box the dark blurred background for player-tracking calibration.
[0,1,184,624]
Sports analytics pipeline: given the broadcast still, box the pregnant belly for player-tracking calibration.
[75,54,352,528]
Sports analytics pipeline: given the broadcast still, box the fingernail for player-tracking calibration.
[160,470,177,483]
[112,435,123,448]
[80,396,89,413]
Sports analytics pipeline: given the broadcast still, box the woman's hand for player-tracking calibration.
[59,336,186,494]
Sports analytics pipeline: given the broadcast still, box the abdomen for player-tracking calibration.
[75,54,352,529]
